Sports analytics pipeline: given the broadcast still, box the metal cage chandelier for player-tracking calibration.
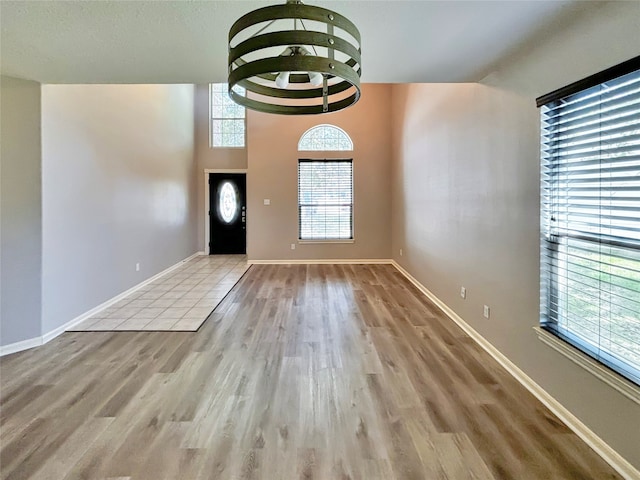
[228,0,361,115]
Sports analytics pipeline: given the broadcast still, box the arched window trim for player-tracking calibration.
[298,124,354,151]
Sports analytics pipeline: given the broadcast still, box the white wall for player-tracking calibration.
[0,76,42,347]
[41,84,197,334]
[391,1,640,469]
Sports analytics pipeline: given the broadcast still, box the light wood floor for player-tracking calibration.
[0,264,621,479]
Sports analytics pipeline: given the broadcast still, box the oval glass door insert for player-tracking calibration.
[218,181,239,224]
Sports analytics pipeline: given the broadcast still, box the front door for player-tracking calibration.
[209,173,246,254]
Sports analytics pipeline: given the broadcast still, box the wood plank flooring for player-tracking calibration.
[0,264,622,479]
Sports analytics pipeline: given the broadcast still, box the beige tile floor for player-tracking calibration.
[69,255,249,332]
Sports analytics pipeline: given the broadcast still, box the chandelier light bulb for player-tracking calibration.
[276,71,290,88]
[308,71,324,87]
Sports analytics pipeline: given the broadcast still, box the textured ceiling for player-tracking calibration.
[0,0,590,84]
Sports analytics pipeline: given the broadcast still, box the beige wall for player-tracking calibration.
[0,76,42,347]
[246,83,392,261]
[194,84,247,252]
[41,84,198,333]
[391,1,640,469]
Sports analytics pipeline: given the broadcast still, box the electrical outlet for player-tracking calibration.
[460,286,466,299]
[483,305,490,319]
[264,199,271,205]
[291,243,296,250]
[136,263,140,272]
[400,248,403,256]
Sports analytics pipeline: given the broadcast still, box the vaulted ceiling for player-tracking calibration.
[1,0,597,84]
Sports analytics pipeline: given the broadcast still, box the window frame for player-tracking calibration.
[297,158,354,243]
[537,55,640,391]
[298,124,354,151]
[209,83,246,149]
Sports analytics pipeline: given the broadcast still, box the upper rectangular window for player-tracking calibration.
[298,160,353,241]
[538,57,640,386]
[210,83,245,148]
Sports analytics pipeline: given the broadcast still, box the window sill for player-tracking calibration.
[298,239,355,245]
[534,326,640,406]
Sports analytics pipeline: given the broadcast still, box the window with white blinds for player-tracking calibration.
[539,58,640,386]
[298,160,353,240]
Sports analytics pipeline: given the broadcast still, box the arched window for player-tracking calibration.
[298,124,353,151]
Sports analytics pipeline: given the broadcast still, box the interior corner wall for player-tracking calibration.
[194,84,247,253]
[390,1,640,469]
[0,76,42,347]
[246,83,393,261]
[41,84,198,335]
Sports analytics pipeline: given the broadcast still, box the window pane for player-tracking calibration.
[212,103,225,118]
[298,160,353,240]
[210,83,245,147]
[540,67,640,385]
[299,125,353,151]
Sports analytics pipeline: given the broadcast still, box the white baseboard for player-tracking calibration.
[0,336,44,356]
[248,258,393,265]
[0,251,205,357]
[391,260,640,480]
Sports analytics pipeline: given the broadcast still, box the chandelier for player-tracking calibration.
[228,0,362,115]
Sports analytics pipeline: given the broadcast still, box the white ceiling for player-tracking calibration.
[0,0,592,84]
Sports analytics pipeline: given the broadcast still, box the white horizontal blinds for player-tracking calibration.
[298,160,353,240]
[540,67,640,385]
